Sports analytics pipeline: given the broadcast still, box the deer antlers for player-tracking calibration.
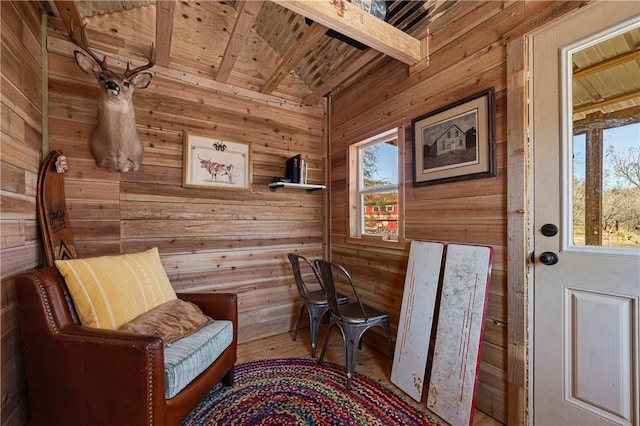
[66,20,155,76]
[124,43,156,77]
[67,20,108,71]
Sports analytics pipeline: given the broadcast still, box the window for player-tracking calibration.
[349,128,400,241]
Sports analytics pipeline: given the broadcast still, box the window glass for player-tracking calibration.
[569,25,640,251]
[572,123,640,247]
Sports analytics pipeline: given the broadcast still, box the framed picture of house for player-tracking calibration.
[412,88,495,186]
[183,131,252,190]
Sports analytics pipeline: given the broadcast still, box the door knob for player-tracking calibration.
[539,251,559,265]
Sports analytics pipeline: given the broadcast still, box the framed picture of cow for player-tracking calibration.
[412,88,495,186]
[183,131,252,190]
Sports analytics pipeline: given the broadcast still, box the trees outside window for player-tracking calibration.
[572,123,640,247]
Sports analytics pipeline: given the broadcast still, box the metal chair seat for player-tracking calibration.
[335,303,388,324]
[304,289,332,304]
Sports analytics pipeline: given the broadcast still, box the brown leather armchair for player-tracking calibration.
[16,266,237,426]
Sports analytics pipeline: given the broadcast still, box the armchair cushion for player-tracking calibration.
[119,299,213,346]
[55,248,177,329]
[164,319,233,399]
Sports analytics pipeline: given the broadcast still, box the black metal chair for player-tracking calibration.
[287,253,348,357]
[315,259,394,390]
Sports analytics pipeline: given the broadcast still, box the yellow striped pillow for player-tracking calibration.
[55,248,177,329]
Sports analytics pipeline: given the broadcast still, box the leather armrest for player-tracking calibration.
[176,292,237,323]
[59,323,163,346]
[51,323,165,378]
[23,323,168,425]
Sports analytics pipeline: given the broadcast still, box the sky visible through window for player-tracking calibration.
[573,122,640,190]
[371,142,398,184]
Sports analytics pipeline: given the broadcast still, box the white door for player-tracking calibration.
[531,3,640,425]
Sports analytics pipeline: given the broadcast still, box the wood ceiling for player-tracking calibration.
[42,0,460,106]
[40,1,639,115]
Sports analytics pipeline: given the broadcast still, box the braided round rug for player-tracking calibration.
[181,357,438,426]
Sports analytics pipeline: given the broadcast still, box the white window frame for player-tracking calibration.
[348,127,403,243]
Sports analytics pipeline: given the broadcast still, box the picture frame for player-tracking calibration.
[412,88,495,186]
[182,131,252,190]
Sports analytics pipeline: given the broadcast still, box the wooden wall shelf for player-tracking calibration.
[268,182,326,193]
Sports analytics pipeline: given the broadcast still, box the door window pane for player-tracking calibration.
[570,24,640,248]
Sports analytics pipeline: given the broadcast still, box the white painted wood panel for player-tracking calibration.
[391,241,445,401]
[566,289,635,424]
[426,244,493,426]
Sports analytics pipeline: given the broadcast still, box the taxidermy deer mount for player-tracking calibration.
[67,22,155,173]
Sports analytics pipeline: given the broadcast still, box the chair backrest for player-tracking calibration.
[315,260,369,321]
[37,150,77,266]
[287,253,324,299]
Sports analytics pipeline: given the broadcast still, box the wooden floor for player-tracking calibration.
[237,327,503,426]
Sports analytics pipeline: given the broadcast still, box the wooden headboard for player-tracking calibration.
[37,150,77,266]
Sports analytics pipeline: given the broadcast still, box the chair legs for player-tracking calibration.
[319,317,395,390]
[292,304,305,342]
[293,303,329,358]
[222,366,235,387]
[344,327,363,390]
[318,317,334,363]
[381,318,394,359]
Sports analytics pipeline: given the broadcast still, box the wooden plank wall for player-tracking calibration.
[1,4,325,425]
[44,7,326,345]
[328,2,589,423]
[1,2,43,425]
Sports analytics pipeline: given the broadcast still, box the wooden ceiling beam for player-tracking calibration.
[261,22,328,94]
[155,0,176,67]
[53,1,85,42]
[573,104,640,132]
[217,1,264,83]
[270,0,424,65]
[573,48,640,80]
[573,89,640,114]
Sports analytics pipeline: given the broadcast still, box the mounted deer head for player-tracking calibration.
[67,22,155,172]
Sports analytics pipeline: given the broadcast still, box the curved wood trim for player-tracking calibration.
[37,150,77,266]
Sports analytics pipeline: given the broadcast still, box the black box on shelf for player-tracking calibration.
[286,154,301,183]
